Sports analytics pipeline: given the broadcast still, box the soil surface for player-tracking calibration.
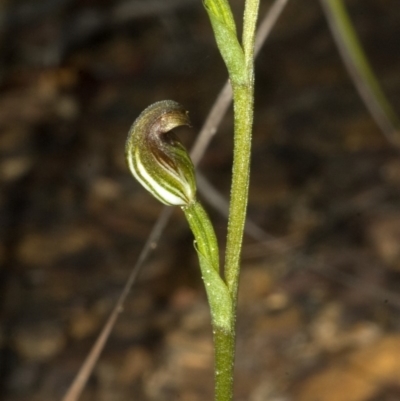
[1,1,400,400]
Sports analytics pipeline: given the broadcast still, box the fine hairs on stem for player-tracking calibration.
[123,1,261,400]
[61,2,400,400]
[61,3,287,400]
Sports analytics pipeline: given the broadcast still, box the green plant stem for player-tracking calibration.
[201,0,260,399]
[242,0,260,62]
[225,0,259,307]
[224,83,254,303]
[214,326,235,401]
[183,200,220,271]
[181,200,233,326]
[182,200,234,401]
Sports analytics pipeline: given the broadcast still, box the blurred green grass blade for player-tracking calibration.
[321,0,400,145]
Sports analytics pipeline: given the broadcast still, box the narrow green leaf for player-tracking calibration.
[195,245,233,332]
[203,0,245,84]
[203,0,237,34]
[322,0,400,141]
[183,200,233,332]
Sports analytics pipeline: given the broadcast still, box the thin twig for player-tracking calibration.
[61,1,289,400]
[61,208,173,401]
[197,171,273,243]
[254,0,289,56]
[191,0,289,165]
[198,172,400,311]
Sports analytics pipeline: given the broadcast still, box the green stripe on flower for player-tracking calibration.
[125,100,197,206]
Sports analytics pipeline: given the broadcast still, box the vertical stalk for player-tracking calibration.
[200,0,260,399]
[214,326,235,401]
[215,1,259,400]
[224,83,254,303]
[183,200,234,401]
[225,0,259,306]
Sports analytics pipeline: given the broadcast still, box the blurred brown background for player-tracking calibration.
[1,0,400,400]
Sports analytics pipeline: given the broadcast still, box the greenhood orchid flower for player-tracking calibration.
[125,100,196,206]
